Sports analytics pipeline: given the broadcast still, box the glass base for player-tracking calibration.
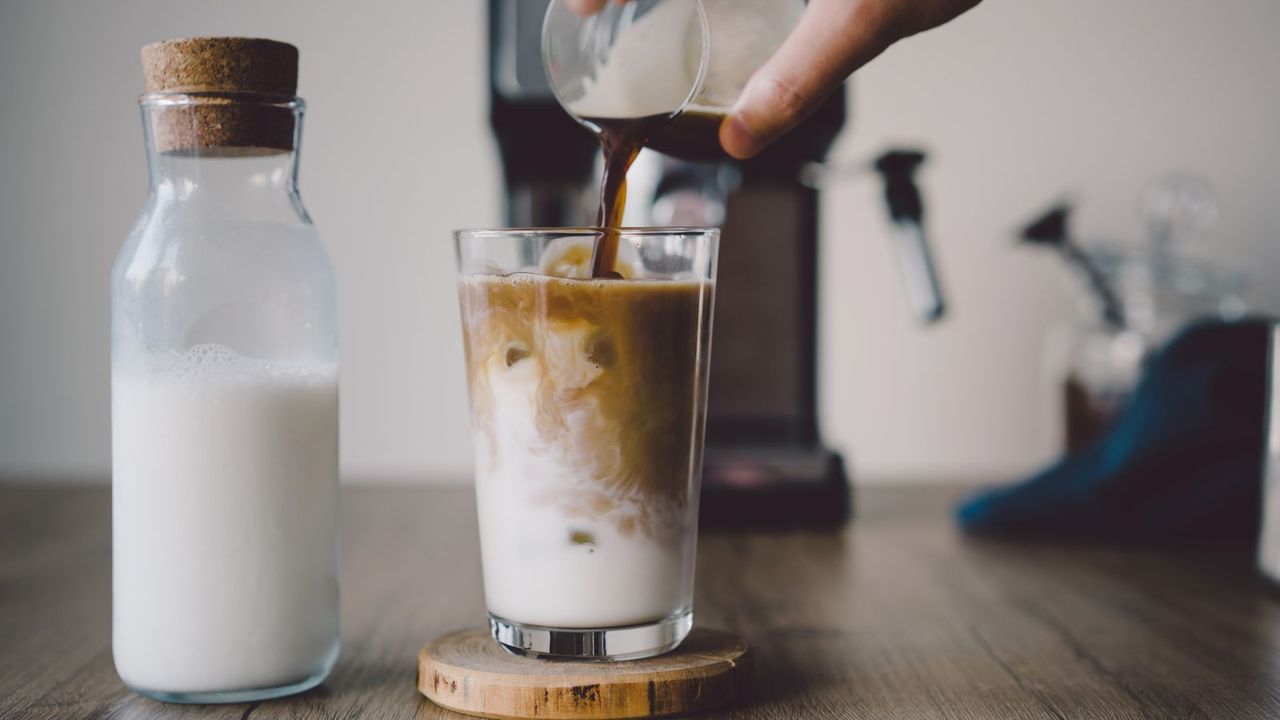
[490,610,693,661]
[126,647,337,704]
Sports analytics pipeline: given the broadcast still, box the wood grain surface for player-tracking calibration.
[418,628,748,718]
[3,483,1280,719]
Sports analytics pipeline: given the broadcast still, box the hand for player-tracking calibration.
[567,0,982,159]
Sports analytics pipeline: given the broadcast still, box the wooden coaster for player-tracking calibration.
[418,628,749,719]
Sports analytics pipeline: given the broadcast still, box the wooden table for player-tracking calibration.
[4,483,1280,719]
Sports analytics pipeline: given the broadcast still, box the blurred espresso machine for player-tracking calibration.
[489,0,945,529]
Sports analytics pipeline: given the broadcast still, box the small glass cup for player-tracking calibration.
[542,0,804,160]
[455,228,718,660]
[542,0,709,123]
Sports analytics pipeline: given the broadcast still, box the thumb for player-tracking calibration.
[719,0,897,159]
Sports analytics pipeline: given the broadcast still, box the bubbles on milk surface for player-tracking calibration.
[155,343,337,385]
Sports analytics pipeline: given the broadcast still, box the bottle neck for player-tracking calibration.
[149,150,297,195]
[139,95,309,222]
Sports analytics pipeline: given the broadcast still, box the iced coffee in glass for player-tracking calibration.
[456,228,716,659]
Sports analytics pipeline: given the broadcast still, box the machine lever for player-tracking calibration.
[874,149,947,324]
[1020,203,1127,331]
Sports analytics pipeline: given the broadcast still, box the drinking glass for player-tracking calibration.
[455,228,717,659]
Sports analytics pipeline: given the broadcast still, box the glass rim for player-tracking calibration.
[455,226,720,239]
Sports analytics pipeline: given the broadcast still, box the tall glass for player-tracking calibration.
[455,228,717,660]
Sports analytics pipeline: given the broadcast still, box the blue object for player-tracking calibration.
[957,319,1271,546]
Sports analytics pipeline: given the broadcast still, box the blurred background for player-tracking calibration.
[2,0,1278,485]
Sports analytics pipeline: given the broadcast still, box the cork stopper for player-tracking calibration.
[140,37,300,156]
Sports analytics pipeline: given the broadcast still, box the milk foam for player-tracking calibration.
[112,344,339,693]
[142,342,338,384]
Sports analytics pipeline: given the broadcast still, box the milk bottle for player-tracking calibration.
[111,38,339,703]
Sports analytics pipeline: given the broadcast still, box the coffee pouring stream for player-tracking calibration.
[493,0,955,528]
[543,0,950,322]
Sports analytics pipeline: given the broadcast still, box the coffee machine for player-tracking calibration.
[488,0,944,529]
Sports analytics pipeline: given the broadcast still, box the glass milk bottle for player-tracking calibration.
[111,38,339,703]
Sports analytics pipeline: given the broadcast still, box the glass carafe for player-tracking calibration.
[111,38,339,703]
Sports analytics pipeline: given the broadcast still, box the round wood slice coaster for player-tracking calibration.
[418,628,750,719]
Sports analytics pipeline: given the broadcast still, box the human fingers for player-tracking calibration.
[721,0,980,158]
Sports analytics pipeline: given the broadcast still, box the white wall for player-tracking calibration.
[1,0,1277,484]
[821,0,1280,481]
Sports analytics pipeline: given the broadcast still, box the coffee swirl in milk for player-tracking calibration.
[460,267,711,539]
